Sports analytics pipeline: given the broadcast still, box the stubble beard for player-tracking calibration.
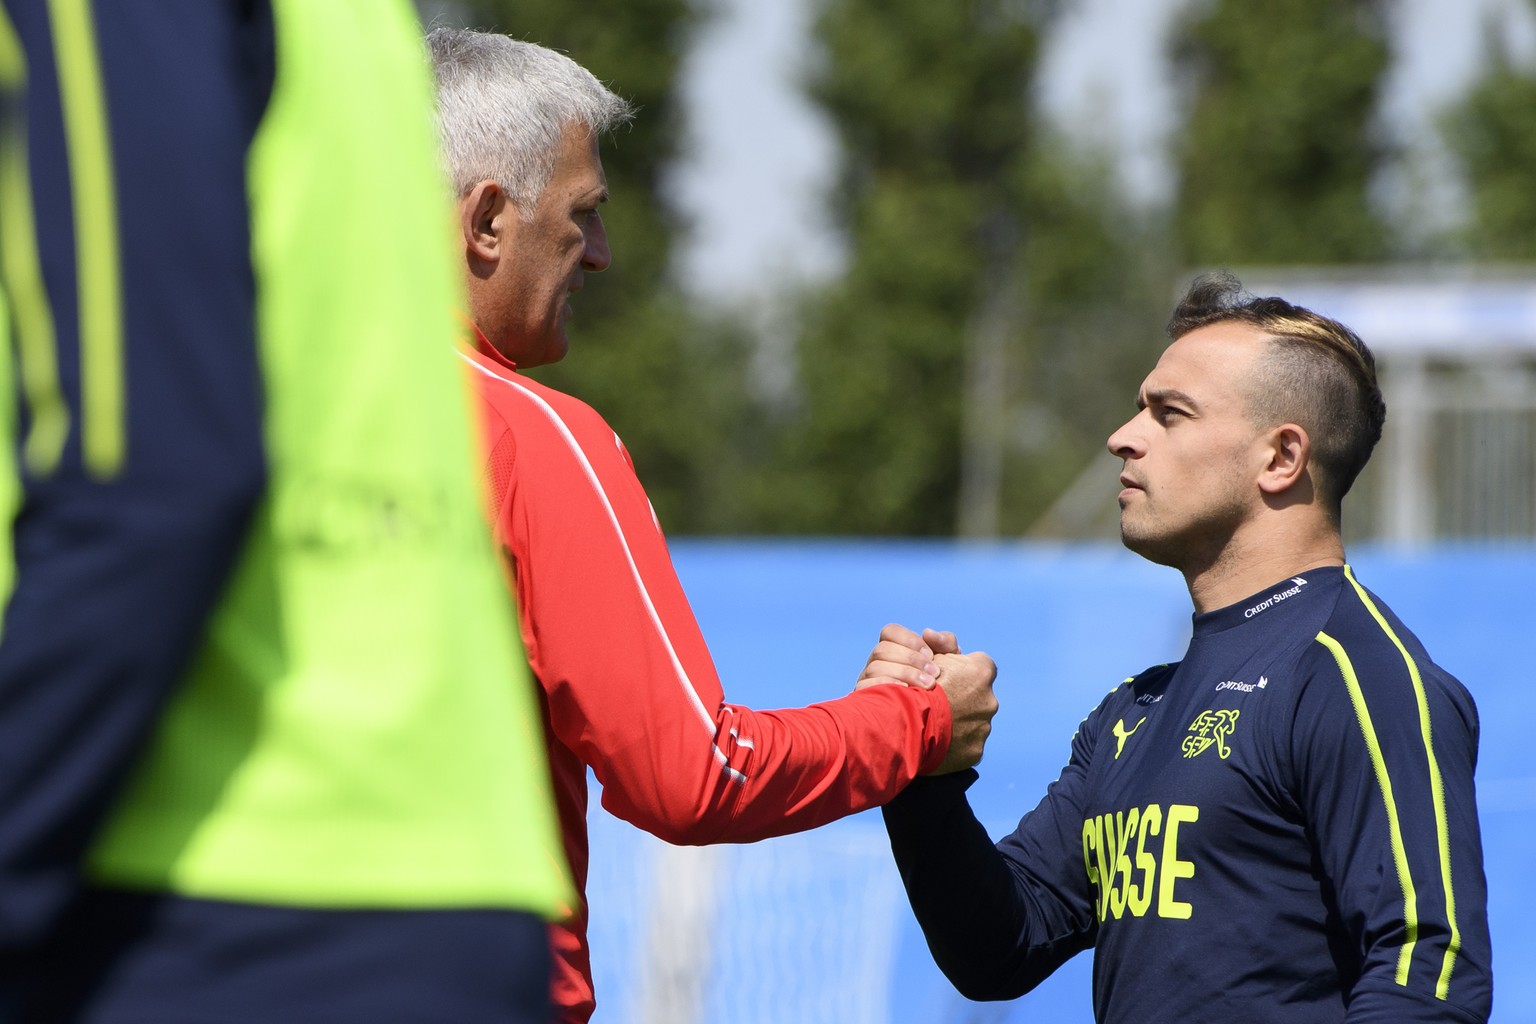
[1119,497,1245,577]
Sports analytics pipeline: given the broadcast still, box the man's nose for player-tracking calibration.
[1107,416,1142,458]
[583,213,611,273]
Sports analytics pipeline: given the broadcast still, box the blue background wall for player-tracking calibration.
[585,541,1533,1022]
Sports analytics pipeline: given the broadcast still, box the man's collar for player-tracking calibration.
[457,315,520,373]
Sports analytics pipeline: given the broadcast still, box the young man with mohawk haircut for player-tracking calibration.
[877,272,1493,1023]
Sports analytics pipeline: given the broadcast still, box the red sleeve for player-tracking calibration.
[482,373,951,845]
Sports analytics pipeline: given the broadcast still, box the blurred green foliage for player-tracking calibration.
[734,0,1174,537]
[428,0,1520,539]
[748,0,1039,535]
[1444,3,1536,259]
[1169,0,1391,264]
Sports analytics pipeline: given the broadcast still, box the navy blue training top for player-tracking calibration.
[884,565,1492,1023]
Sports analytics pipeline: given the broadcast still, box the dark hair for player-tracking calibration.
[1167,271,1386,515]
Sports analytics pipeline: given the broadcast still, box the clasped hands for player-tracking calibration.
[856,623,998,775]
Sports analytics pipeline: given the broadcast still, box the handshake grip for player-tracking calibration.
[927,650,999,775]
[855,624,999,776]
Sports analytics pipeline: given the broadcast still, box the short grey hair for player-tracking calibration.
[426,28,632,211]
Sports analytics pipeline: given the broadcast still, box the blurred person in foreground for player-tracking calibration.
[426,27,999,1023]
[876,272,1492,1023]
[0,2,568,1020]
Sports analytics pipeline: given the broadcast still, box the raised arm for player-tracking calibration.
[858,623,999,775]
[882,702,1101,999]
[480,387,973,844]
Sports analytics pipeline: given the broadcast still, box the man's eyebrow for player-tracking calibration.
[1137,387,1199,412]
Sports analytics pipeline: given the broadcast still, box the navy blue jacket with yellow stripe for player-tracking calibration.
[884,565,1492,1023]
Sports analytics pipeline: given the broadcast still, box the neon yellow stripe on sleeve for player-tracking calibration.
[47,0,121,477]
[1315,629,1419,986]
[0,7,69,474]
[0,146,67,473]
[1343,565,1462,999]
[0,4,22,84]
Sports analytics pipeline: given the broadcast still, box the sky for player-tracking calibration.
[671,0,1536,305]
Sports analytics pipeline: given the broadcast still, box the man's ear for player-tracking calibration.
[460,180,510,265]
[1257,423,1310,496]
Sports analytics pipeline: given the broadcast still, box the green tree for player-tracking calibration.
[743,0,1041,535]
[431,2,1175,538]
[1169,0,1391,265]
[738,0,1174,538]
[1005,137,1180,539]
[1443,6,1536,259]
[439,0,764,533]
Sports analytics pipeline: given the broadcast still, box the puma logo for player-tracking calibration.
[1112,717,1146,760]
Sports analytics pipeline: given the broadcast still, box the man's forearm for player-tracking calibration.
[883,772,1082,1001]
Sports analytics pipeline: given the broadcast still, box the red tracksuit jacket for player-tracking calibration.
[460,336,952,1022]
